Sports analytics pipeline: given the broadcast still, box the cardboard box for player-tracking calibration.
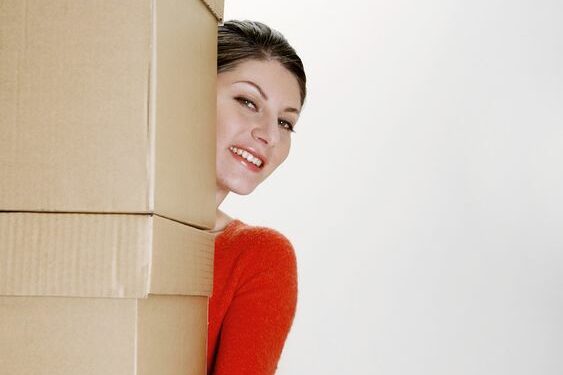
[0,1,224,372]
[0,0,223,229]
[0,212,214,375]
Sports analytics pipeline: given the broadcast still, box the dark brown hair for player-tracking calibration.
[218,20,307,106]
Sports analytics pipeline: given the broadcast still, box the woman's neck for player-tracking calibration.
[210,209,234,233]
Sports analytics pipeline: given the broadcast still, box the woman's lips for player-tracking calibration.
[228,146,263,172]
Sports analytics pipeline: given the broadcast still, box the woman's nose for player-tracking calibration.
[251,116,279,146]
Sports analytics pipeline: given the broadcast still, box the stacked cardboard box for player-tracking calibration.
[0,0,223,374]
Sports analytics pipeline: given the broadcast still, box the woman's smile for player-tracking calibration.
[229,145,266,171]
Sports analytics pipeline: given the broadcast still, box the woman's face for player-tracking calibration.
[216,59,302,198]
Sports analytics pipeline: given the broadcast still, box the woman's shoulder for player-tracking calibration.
[218,219,297,271]
[226,219,293,245]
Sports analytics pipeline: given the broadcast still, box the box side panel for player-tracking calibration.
[0,213,151,298]
[0,0,151,212]
[0,296,136,375]
[151,215,214,296]
[154,0,217,228]
[137,295,208,375]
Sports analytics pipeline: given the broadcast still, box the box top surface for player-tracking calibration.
[203,0,224,20]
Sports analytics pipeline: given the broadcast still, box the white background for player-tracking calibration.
[221,1,563,374]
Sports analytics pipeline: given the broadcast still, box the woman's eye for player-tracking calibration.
[235,97,257,111]
[278,119,295,133]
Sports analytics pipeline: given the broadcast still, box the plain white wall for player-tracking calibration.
[221,0,563,374]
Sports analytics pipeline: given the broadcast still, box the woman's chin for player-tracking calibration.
[217,174,261,196]
[231,186,256,195]
[230,184,258,196]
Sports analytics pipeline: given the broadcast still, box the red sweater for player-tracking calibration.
[207,219,298,375]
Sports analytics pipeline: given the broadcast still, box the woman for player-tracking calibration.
[207,20,307,375]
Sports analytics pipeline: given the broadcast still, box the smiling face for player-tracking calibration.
[216,59,302,202]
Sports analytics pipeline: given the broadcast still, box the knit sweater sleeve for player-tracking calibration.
[211,227,298,375]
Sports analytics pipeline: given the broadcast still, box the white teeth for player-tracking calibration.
[229,146,263,167]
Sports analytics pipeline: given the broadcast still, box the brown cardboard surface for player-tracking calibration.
[155,0,217,228]
[0,212,214,298]
[0,211,213,374]
[0,0,220,229]
[202,0,225,20]
[0,296,137,374]
[138,295,208,375]
[0,0,152,213]
[0,1,222,372]
[151,214,214,296]
[0,295,208,375]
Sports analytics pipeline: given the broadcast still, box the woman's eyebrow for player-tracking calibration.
[234,80,301,114]
[234,80,268,100]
